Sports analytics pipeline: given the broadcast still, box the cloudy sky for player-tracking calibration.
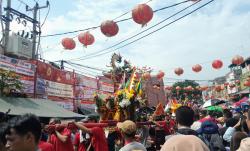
[8,0,250,84]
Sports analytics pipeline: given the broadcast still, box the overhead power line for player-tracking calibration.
[41,0,191,38]
[113,0,153,21]
[69,0,215,61]
[69,0,200,62]
[17,0,32,8]
[65,61,108,72]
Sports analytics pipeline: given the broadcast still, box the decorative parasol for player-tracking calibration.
[206,106,223,112]
[202,99,225,108]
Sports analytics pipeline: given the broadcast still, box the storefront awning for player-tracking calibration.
[78,107,96,115]
[0,97,84,118]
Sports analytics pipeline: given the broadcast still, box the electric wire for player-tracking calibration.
[70,0,215,61]
[41,0,192,38]
[69,0,200,61]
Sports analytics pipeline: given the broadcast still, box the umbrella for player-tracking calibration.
[214,100,226,106]
[234,97,249,107]
[206,106,223,112]
[202,99,221,108]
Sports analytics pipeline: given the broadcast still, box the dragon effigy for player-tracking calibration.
[96,53,148,122]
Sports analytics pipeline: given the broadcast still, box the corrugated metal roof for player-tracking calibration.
[0,97,84,118]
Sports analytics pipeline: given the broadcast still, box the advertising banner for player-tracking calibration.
[98,81,114,93]
[19,76,34,94]
[36,78,73,98]
[76,74,98,89]
[0,54,35,76]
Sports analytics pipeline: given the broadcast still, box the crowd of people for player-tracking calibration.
[1,102,250,151]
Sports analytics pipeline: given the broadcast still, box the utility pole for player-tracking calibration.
[26,1,49,59]
[61,60,64,69]
[3,0,11,52]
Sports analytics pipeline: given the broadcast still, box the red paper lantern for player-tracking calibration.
[192,64,202,73]
[61,38,76,50]
[156,71,165,79]
[232,55,244,65]
[174,67,184,76]
[100,20,119,37]
[212,60,223,69]
[132,4,153,26]
[176,86,181,91]
[143,72,151,80]
[78,32,95,47]
[244,80,250,87]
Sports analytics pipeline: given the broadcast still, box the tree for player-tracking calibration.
[0,69,22,97]
[171,80,202,101]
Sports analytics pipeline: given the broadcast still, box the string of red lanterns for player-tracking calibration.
[60,0,202,50]
[61,3,154,50]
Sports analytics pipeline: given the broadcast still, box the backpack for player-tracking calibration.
[200,133,226,151]
[198,121,226,151]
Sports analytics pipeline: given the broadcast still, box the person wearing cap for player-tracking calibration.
[117,120,146,151]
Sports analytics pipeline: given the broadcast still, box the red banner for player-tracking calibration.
[36,60,74,85]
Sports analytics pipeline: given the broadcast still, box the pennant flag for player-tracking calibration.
[153,103,164,117]
[118,72,126,89]
[136,79,142,96]
[128,69,136,92]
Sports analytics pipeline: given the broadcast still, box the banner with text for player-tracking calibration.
[98,81,114,93]
[0,54,35,76]
[36,78,73,98]
[76,74,98,89]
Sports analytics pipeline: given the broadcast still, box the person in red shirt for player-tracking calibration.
[39,124,53,151]
[73,118,109,151]
[48,118,74,151]
[38,141,53,151]
[73,131,86,151]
